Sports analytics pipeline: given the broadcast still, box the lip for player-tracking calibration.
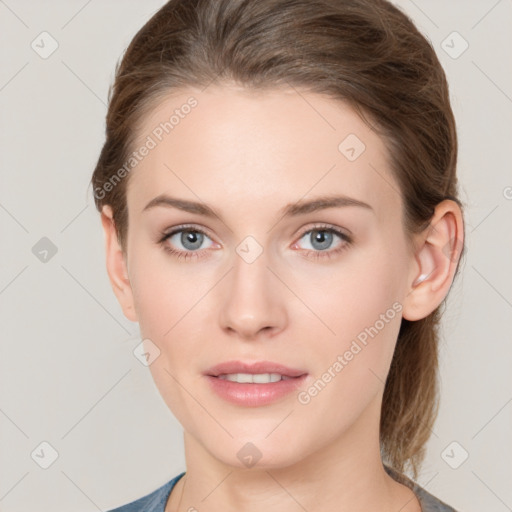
[204,360,307,378]
[205,374,308,407]
[204,360,308,407]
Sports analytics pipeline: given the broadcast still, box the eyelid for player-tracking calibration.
[159,222,353,261]
[295,222,352,240]
[161,223,215,241]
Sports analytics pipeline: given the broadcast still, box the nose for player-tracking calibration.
[219,246,287,340]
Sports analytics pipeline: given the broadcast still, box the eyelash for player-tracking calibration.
[158,223,352,262]
[158,225,213,262]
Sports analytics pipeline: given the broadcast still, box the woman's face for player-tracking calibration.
[112,84,420,468]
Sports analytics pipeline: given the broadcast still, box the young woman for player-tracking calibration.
[91,0,465,510]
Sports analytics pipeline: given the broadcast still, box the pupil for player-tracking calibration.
[182,231,203,249]
[312,230,332,250]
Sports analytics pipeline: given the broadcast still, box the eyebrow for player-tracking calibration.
[142,193,373,218]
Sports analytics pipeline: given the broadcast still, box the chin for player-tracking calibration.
[202,436,308,471]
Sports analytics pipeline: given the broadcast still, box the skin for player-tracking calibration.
[101,83,463,512]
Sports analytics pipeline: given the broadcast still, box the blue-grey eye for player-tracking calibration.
[167,230,213,251]
[298,229,342,251]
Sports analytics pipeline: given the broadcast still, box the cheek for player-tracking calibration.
[130,259,206,411]
[294,258,404,431]
[292,248,406,411]
[298,249,403,340]
[128,248,213,373]
[128,243,196,335]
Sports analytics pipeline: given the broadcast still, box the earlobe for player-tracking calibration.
[100,205,138,323]
[402,200,464,321]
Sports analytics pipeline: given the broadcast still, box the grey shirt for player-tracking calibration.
[384,464,458,511]
[107,465,458,511]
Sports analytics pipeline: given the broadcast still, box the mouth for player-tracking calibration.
[205,360,307,379]
[215,373,299,383]
[204,360,308,406]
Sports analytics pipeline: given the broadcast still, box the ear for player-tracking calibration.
[402,199,464,321]
[100,205,138,323]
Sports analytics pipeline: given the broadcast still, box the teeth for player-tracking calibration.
[217,373,293,383]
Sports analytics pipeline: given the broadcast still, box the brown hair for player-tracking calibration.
[90,0,465,479]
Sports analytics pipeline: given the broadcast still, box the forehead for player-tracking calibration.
[126,84,400,220]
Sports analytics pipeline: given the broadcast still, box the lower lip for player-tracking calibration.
[205,375,308,407]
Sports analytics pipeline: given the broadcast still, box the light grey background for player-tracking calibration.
[1,1,511,511]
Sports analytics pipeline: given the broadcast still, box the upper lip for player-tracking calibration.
[205,360,307,378]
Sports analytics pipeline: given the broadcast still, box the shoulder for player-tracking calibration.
[106,472,186,512]
[414,484,459,512]
[384,464,460,512]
